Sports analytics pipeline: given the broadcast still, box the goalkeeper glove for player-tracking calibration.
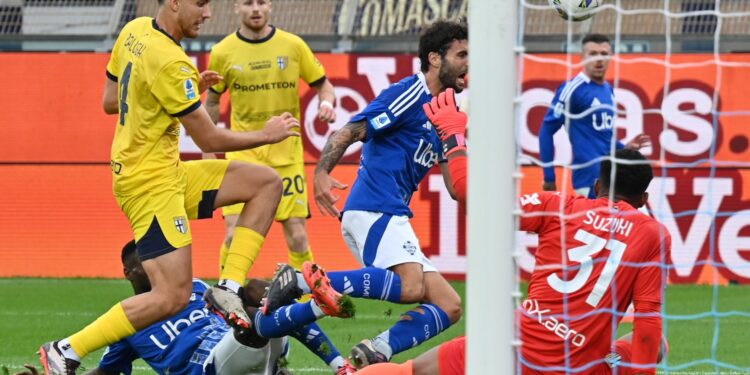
[422,88,467,156]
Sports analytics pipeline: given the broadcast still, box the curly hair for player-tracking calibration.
[418,20,468,73]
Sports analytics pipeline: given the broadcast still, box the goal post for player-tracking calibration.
[467,0,518,374]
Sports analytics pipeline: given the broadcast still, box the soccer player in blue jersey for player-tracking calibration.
[539,33,650,198]
[309,20,467,369]
[40,241,355,375]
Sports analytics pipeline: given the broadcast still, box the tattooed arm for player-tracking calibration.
[313,121,367,216]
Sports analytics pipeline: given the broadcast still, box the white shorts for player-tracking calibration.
[341,210,437,272]
[208,334,288,375]
[575,186,591,198]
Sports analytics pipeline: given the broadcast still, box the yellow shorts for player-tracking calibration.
[222,162,309,221]
[116,160,230,260]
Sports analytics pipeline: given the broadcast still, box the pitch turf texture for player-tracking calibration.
[1,280,748,374]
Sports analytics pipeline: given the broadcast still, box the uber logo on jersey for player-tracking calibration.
[371,112,391,129]
[184,79,196,100]
[413,139,438,168]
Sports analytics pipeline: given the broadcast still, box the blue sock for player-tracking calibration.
[290,322,344,370]
[372,304,452,358]
[253,302,318,338]
[327,268,402,303]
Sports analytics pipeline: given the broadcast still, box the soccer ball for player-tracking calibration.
[549,0,600,22]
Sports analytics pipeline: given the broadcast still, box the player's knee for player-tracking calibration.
[444,299,463,323]
[161,285,192,316]
[257,167,282,195]
[432,291,462,323]
[288,231,308,252]
[400,282,425,303]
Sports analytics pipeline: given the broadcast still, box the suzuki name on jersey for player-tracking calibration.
[523,299,586,347]
[149,307,211,349]
[233,81,296,92]
[583,210,633,237]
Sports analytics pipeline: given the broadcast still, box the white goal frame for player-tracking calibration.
[467,0,518,374]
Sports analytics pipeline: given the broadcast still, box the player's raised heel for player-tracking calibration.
[261,263,303,315]
[302,261,355,318]
[204,285,253,334]
[38,341,80,375]
[349,339,388,369]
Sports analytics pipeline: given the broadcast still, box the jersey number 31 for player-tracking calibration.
[547,229,626,307]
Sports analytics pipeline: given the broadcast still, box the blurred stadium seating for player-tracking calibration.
[1,0,748,52]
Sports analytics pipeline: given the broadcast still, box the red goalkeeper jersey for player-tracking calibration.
[518,192,671,374]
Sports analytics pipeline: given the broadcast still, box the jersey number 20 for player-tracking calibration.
[119,62,133,126]
[546,229,626,307]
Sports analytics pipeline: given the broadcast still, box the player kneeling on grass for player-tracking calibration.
[35,241,356,375]
[356,89,671,374]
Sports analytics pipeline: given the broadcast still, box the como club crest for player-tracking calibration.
[277,56,288,70]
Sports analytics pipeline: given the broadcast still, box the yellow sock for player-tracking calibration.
[220,226,265,284]
[288,247,314,271]
[219,242,229,273]
[68,302,135,358]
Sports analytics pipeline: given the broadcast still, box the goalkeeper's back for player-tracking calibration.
[518,149,670,374]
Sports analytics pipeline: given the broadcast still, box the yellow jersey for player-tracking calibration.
[107,17,202,195]
[208,26,326,167]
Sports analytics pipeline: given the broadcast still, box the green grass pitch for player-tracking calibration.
[0,279,748,374]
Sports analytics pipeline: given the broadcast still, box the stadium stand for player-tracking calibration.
[1,0,748,52]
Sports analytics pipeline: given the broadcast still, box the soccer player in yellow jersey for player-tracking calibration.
[38,1,301,373]
[206,0,336,273]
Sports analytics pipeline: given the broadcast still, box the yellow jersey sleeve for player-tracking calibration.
[297,38,325,85]
[208,48,227,94]
[106,34,122,81]
[151,61,202,117]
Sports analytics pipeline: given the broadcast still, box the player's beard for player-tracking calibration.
[438,62,465,93]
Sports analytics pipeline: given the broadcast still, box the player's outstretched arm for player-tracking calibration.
[201,88,223,159]
[312,78,337,123]
[313,121,366,216]
[423,88,468,203]
[631,300,663,375]
[102,77,119,115]
[181,107,299,153]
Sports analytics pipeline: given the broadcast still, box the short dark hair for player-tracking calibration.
[599,149,653,198]
[582,33,610,46]
[121,240,138,264]
[418,20,468,73]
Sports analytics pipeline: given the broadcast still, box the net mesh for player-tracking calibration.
[516,0,750,373]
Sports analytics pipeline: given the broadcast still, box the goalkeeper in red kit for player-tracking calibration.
[358,89,669,375]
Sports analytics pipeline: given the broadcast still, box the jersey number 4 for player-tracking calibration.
[546,229,626,307]
[119,62,133,126]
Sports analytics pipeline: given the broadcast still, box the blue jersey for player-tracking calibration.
[344,73,445,217]
[539,72,624,194]
[98,280,229,375]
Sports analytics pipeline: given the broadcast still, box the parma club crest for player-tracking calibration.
[277,56,288,70]
[174,216,188,234]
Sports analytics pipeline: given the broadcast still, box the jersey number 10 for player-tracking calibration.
[546,229,627,308]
